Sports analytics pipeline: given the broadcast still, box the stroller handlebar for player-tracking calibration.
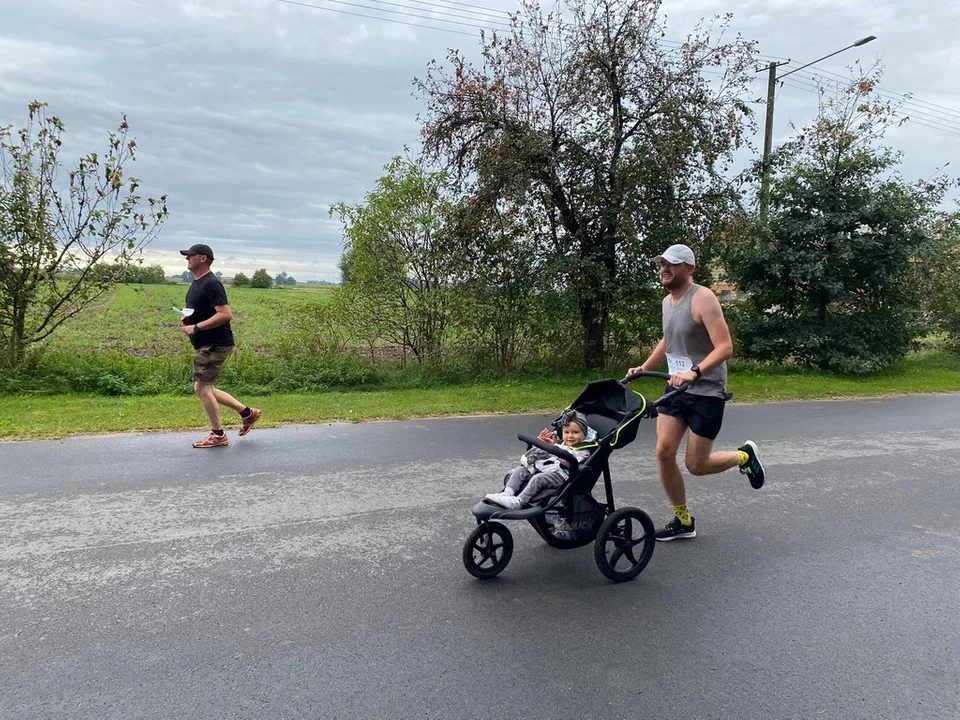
[619,370,690,416]
[619,370,671,384]
[517,434,580,474]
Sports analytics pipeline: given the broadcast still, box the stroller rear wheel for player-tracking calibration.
[463,522,514,579]
[594,507,656,583]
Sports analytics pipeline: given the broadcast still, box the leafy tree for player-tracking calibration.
[727,68,954,373]
[179,270,193,283]
[90,262,166,284]
[250,268,273,288]
[328,283,392,364]
[332,156,459,365]
[447,198,555,372]
[338,253,354,285]
[233,272,250,287]
[125,263,166,284]
[924,213,960,351]
[416,0,756,367]
[274,271,297,286]
[0,102,168,368]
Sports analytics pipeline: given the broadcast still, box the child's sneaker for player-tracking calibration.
[239,408,261,436]
[738,440,765,489]
[487,493,522,510]
[193,431,229,448]
[552,520,574,541]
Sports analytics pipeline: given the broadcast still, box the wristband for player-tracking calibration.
[691,365,702,379]
[195,324,201,333]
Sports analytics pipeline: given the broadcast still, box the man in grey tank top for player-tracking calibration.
[628,243,765,541]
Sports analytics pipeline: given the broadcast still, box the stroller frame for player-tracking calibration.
[462,371,683,583]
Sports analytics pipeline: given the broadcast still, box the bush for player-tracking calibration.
[250,269,273,289]
[926,234,960,353]
[736,309,917,374]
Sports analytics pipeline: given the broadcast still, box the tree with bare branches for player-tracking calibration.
[0,102,168,369]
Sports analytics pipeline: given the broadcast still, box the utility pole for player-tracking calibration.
[759,60,787,220]
[757,36,877,220]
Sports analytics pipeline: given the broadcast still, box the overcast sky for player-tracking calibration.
[2,0,958,281]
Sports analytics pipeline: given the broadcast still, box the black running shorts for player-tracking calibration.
[656,388,726,440]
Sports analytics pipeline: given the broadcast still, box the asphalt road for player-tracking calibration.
[2,392,959,719]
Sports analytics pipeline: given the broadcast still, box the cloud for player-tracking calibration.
[2,0,958,281]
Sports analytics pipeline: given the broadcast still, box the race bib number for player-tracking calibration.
[666,353,693,375]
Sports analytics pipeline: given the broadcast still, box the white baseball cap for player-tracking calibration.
[654,243,696,267]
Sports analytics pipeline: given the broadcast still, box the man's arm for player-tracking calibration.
[691,290,733,374]
[186,304,233,336]
[628,337,667,376]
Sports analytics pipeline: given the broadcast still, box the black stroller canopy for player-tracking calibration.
[568,379,646,444]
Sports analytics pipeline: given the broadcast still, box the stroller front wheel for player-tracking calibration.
[463,522,514,579]
[594,507,656,583]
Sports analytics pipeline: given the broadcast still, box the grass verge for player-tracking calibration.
[3,352,960,440]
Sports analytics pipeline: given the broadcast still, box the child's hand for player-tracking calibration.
[538,428,558,443]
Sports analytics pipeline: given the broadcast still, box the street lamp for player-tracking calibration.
[758,35,877,218]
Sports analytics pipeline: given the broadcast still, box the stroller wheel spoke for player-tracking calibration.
[608,544,627,568]
[594,508,656,583]
[475,538,506,567]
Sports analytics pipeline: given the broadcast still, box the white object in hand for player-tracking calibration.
[172,306,194,318]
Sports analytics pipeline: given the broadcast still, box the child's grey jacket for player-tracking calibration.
[519,427,596,478]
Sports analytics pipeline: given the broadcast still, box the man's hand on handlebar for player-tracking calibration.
[626,365,646,378]
[670,370,698,388]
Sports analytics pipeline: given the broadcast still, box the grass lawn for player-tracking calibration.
[3,352,959,440]
[43,283,335,356]
[5,283,959,440]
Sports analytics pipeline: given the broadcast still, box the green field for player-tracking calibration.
[3,281,960,440]
[43,283,336,356]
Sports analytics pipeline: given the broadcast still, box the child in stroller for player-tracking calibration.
[463,372,683,582]
[484,410,596,516]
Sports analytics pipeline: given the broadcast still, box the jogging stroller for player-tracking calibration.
[462,371,683,583]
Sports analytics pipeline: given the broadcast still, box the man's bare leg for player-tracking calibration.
[684,433,740,476]
[655,413,690,506]
[195,382,223,431]
[212,387,244,414]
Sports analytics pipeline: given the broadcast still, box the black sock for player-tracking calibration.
[240,407,251,418]
[212,429,225,436]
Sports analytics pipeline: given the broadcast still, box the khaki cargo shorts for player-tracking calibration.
[193,345,234,384]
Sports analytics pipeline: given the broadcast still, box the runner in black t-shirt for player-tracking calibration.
[179,243,261,448]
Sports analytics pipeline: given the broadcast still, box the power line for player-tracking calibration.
[342,0,513,27]
[276,0,960,135]
[745,63,960,135]
[779,77,960,137]
[277,0,496,33]
[781,74,960,132]
[409,0,514,18]
[785,64,960,122]
[403,0,514,22]
[280,0,794,57]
